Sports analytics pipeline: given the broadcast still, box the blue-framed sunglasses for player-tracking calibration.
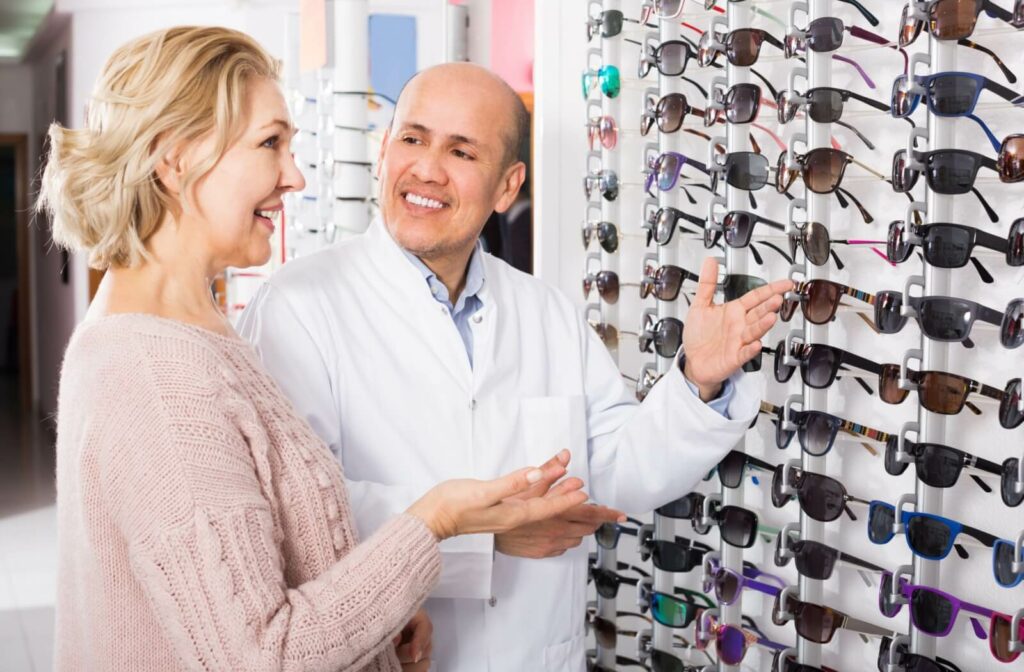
[867,500,997,561]
[993,537,1024,588]
[891,72,1024,151]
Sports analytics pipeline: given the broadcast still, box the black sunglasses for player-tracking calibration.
[708,450,777,489]
[876,636,962,672]
[637,39,699,78]
[884,435,1004,490]
[772,464,869,522]
[774,532,884,582]
[639,316,684,358]
[644,205,706,246]
[639,529,714,573]
[709,151,774,192]
[775,408,889,457]
[891,147,998,195]
[662,492,760,548]
[588,560,649,599]
[874,290,1020,348]
[595,516,644,549]
[774,340,881,391]
[705,210,785,249]
[777,86,891,125]
[888,218,1024,269]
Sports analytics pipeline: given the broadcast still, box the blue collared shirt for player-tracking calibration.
[402,245,734,416]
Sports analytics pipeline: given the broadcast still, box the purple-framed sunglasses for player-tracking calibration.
[879,570,992,639]
[645,151,710,194]
[702,556,786,605]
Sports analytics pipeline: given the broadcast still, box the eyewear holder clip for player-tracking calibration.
[905,200,927,228]
[637,575,653,611]
[774,585,798,623]
[1013,530,1024,574]
[698,607,720,643]
[1015,455,1024,495]
[637,523,654,560]
[787,2,808,34]
[584,303,603,325]
[900,349,923,392]
[778,458,802,498]
[707,135,728,175]
[882,633,912,672]
[901,276,925,318]
[585,251,603,275]
[784,264,806,303]
[699,493,722,529]
[706,75,728,113]
[785,132,807,172]
[782,329,805,368]
[701,551,722,587]
[895,422,921,467]
[889,564,914,609]
[774,522,801,563]
[707,15,728,53]
[782,394,803,433]
[1012,609,1024,653]
[785,198,807,237]
[776,647,799,672]
[585,46,603,73]
[904,127,929,172]
[908,51,930,86]
[786,68,809,105]
[706,194,727,234]
[894,493,917,534]
[635,628,654,662]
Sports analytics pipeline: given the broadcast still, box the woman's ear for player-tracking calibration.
[153,142,186,196]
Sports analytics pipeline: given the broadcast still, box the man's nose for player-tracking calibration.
[409,147,448,185]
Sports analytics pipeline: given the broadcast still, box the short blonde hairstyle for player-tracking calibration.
[36,26,280,270]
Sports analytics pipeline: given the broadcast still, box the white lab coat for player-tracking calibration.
[237,219,762,671]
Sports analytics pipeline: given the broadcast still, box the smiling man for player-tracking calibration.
[238,63,790,671]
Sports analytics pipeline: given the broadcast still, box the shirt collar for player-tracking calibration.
[401,241,487,312]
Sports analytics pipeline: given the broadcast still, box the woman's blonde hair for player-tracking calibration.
[36,26,280,269]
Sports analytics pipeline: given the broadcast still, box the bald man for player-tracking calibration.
[239,64,789,671]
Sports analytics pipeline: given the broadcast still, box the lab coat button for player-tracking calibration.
[488,596,497,607]
[470,399,477,410]
[472,314,483,323]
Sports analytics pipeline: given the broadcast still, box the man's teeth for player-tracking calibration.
[405,193,444,210]
[255,210,282,224]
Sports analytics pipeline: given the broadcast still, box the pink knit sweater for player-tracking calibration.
[54,314,441,671]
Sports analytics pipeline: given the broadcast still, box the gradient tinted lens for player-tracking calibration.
[713,569,742,603]
[726,152,769,190]
[596,271,620,303]
[794,602,839,643]
[918,371,970,414]
[806,88,844,123]
[800,473,846,521]
[891,76,917,117]
[723,212,755,247]
[918,297,973,341]
[792,540,837,580]
[803,148,847,193]
[910,589,955,635]
[921,224,972,267]
[926,151,979,194]
[804,280,841,324]
[899,5,923,46]
[716,624,747,664]
[650,649,686,672]
[595,523,619,548]
[657,154,681,191]
[928,75,979,116]
[657,493,700,519]
[1002,458,1024,507]
[654,207,679,245]
[991,613,1024,663]
[774,339,797,383]
[916,444,963,487]
[906,515,953,559]
[1002,299,1024,349]
[888,220,913,263]
[592,615,617,648]
[655,265,683,301]
[803,345,840,388]
[869,502,896,543]
[651,591,696,627]
[597,222,618,252]
[726,83,759,123]
[806,17,844,52]
[1000,379,1023,429]
[930,0,982,39]
[658,42,689,76]
[775,413,797,449]
[998,134,1024,183]
[801,221,831,265]
[878,572,902,618]
[875,291,907,333]
[718,451,746,488]
[719,506,756,548]
[657,94,686,133]
[799,412,839,456]
[1008,218,1024,266]
[994,539,1023,587]
[654,318,683,358]
[726,29,761,66]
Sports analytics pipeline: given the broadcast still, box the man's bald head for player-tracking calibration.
[393,63,529,169]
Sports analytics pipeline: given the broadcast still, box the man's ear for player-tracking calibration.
[493,161,527,214]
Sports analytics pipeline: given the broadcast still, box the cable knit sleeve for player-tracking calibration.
[92,331,441,672]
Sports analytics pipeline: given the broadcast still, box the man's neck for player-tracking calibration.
[418,247,474,304]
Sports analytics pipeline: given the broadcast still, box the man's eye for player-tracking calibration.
[453,149,474,160]
[402,136,422,145]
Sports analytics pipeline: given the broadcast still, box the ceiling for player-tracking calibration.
[0,0,55,61]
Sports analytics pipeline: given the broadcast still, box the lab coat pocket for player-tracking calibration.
[542,631,586,672]
[518,396,588,485]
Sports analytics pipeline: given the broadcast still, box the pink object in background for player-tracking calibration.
[490,0,535,91]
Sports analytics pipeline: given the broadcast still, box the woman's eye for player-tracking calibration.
[262,135,279,149]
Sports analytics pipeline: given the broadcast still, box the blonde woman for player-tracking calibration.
[39,26,587,671]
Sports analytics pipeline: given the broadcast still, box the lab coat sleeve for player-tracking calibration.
[580,314,764,514]
[237,282,495,600]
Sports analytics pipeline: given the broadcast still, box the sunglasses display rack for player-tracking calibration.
[574,1,1024,671]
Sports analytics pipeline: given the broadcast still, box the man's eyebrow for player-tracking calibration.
[399,122,480,148]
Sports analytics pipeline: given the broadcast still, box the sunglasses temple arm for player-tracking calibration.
[751,7,787,30]
[833,119,875,151]
[959,38,1017,85]
[971,187,1000,223]
[969,256,995,284]
[842,615,892,639]
[986,75,1024,105]
[966,113,1003,153]
[852,158,887,181]
[832,53,876,90]
[837,0,879,26]
[749,67,779,99]
[755,240,794,265]
[837,187,874,223]
[681,75,709,99]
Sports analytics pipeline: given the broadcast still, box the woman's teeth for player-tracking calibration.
[405,193,445,210]
[255,210,282,224]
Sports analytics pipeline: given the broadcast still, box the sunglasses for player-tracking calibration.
[879,365,1004,415]
[1001,377,1024,429]
[993,536,1024,587]
[692,500,761,549]
[702,557,785,605]
[892,71,1020,118]
[879,572,994,639]
[867,500,997,560]
[774,532,884,582]
[775,408,888,457]
[588,561,649,599]
[874,290,1021,347]
[998,133,1024,182]
[637,39,699,78]
[646,151,710,193]
[581,65,621,99]
[644,206,706,246]
[777,87,891,133]
[777,147,885,194]
[774,340,882,390]
[781,279,875,325]
[900,0,1015,46]
[884,435,1004,490]
[643,92,705,135]
[774,651,840,672]
[585,115,617,150]
[640,263,699,301]
[638,531,713,572]
[707,449,776,489]
[583,169,619,201]
[589,320,634,350]
[582,270,621,303]
[585,608,650,649]
[789,220,886,268]
[773,591,891,644]
[998,450,1024,506]
[704,210,784,250]
[710,151,773,192]
[697,27,784,67]
[892,147,1000,196]
[696,612,786,666]
[704,82,765,126]
[639,580,716,629]
[772,465,869,522]
[594,517,643,549]
[785,16,889,57]
[639,315,684,358]
[888,218,1024,269]
[585,9,646,42]
[581,220,619,253]
[876,635,962,672]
